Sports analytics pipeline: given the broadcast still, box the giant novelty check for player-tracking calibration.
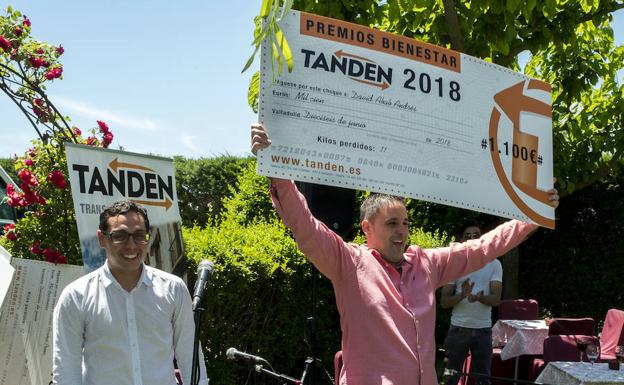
[257,10,555,228]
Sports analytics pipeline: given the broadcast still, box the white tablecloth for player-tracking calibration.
[492,319,548,360]
[536,362,624,384]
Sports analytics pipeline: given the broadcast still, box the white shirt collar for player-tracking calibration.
[101,262,153,290]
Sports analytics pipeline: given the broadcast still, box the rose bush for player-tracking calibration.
[0,7,114,265]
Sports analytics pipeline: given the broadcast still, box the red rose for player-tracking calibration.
[45,67,63,80]
[29,56,45,68]
[86,136,98,146]
[47,170,67,189]
[18,169,28,182]
[102,132,114,148]
[97,120,109,133]
[43,248,60,263]
[0,36,10,51]
[5,184,20,207]
[36,194,47,205]
[30,242,43,255]
[14,26,22,36]
[56,45,64,55]
[36,47,44,54]
[7,195,19,206]
[43,248,66,264]
[23,17,31,27]
[4,225,18,242]
[18,169,38,186]
[73,127,82,136]
[24,159,33,166]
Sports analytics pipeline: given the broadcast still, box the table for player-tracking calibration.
[492,319,549,360]
[492,319,549,384]
[536,361,624,384]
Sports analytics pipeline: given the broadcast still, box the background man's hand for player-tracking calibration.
[547,178,560,208]
[547,187,559,208]
[460,279,474,299]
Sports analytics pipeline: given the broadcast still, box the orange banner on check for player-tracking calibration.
[300,11,461,73]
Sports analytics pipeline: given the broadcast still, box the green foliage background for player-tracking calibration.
[174,155,253,228]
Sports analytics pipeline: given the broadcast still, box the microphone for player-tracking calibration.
[226,347,268,364]
[192,259,214,311]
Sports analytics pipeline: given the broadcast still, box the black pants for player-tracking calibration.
[444,325,492,385]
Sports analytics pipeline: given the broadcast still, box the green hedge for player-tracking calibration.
[184,220,343,384]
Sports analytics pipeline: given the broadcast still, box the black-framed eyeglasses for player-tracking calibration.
[103,230,149,244]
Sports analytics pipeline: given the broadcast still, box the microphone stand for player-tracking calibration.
[300,266,334,385]
[191,306,204,385]
[253,364,301,385]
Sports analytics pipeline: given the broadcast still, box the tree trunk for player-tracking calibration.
[501,248,519,299]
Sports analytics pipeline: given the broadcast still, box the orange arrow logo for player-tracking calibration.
[131,198,173,210]
[349,77,390,90]
[494,81,551,126]
[334,49,373,62]
[489,80,554,228]
[334,50,391,90]
[109,158,155,173]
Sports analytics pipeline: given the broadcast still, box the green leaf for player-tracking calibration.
[579,0,592,13]
[241,44,261,73]
[542,0,557,20]
[248,71,260,114]
[388,0,400,22]
[274,27,294,72]
[505,0,522,13]
[522,0,537,22]
[259,0,272,17]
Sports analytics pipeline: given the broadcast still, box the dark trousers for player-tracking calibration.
[444,325,492,385]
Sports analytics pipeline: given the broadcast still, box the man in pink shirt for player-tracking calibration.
[251,123,559,385]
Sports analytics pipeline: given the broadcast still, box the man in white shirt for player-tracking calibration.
[441,222,502,385]
[53,200,208,385]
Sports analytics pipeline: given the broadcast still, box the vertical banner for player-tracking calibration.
[257,11,555,228]
[0,257,83,385]
[65,143,184,273]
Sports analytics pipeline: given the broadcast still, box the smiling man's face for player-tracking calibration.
[362,201,409,264]
[98,211,148,275]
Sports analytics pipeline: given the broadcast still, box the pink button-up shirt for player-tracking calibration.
[270,179,536,385]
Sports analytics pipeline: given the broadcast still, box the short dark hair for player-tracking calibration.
[460,219,482,239]
[360,193,405,222]
[99,200,150,232]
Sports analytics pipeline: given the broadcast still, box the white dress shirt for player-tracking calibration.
[53,263,208,385]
